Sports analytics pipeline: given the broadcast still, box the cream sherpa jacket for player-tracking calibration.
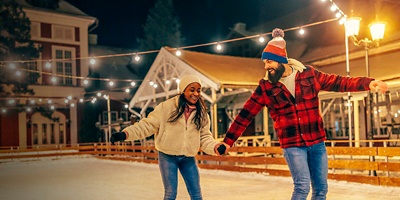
[123,96,219,157]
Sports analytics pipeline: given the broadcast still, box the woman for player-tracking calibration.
[110,74,227,200]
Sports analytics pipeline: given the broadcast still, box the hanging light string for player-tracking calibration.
[1,2,345,66]
[0,64,142,83]
[0,17,342,86]
[0,17,341,85]
[1,0,347,114]
[0,85,133,112]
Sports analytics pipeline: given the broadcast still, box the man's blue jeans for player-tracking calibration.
[283,142,328,200]
[158,151,202,200]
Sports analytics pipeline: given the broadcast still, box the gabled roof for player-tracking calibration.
[128,47,265,116]
[16,0,93,18]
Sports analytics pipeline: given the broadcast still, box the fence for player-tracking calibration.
[1,142,400,187]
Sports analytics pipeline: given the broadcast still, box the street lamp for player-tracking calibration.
[345,16,386,140]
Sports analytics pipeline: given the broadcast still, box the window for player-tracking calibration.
[53,46,75,85]
[103,112,108,125]
[111,111,117,122]
[120,111,128,121]
[103,111,118,124]
[52,25,74,41]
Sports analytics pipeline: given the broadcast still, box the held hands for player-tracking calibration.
[369,80,388,94]
[214,142,230,155]
[110,131,127,144]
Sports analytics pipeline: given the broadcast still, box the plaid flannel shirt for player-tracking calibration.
[223,66,374,148]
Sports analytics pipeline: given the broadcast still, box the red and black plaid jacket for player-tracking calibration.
[223,66,374,148]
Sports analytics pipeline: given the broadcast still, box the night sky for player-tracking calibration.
[66,0,308,50]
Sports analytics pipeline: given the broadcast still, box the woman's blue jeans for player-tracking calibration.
[158,151,202,200]
[283,142,328,200]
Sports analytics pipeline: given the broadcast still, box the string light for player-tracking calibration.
[134,53,140,62]
[258,35,265,43]
[0,2,346,67]
[89,58,96,65]
[0,1,348,115]
[45,61,51,69]
[51,77,57,83]
[299,27,305,35]
[215,43,223,51]
[175,49,182,56]
[9,63,16,69]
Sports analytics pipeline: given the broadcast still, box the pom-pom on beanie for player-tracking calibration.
[261,28,288,64]
[178,74,202,93]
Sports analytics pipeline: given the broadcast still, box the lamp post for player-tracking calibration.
[345,16,386,141]
[106,95,111,145]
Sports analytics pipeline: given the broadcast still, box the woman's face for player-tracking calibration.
[183,82,201,105]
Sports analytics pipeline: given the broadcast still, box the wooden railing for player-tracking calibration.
[1,143,400,187]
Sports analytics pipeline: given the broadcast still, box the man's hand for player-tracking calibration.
[369,80,388,94]
[214,142,230,155]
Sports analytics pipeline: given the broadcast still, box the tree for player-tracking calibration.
[0,0,41,97]
[134,0,184,77]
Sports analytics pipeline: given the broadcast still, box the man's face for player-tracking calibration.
[264,59,285,84]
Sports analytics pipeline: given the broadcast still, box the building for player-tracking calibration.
[0,0,97,147]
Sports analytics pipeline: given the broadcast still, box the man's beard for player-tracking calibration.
[268,63,285,84]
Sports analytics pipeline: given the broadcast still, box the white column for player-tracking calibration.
[19,112,27,149]
[211,89,218,138]
[70,102,78,145]
[353,99,360,147]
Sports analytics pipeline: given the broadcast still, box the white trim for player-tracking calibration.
[30,21,40,39]
[52,24,75,42]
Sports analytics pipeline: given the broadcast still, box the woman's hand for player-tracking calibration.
[369,80,388,94]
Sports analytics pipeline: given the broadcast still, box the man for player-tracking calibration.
[221,28,388,200]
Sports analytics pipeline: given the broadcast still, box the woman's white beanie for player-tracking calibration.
[178,74,201,93]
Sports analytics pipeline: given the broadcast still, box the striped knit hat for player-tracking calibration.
[261,28,288,64]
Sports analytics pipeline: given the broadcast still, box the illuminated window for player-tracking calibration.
[53,46,75,85]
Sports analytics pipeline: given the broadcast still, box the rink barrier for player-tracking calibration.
[0,142,400,187]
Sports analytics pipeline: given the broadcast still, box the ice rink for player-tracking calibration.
[1,157,399,200]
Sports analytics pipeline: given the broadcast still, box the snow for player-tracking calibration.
[0,156,399,200]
